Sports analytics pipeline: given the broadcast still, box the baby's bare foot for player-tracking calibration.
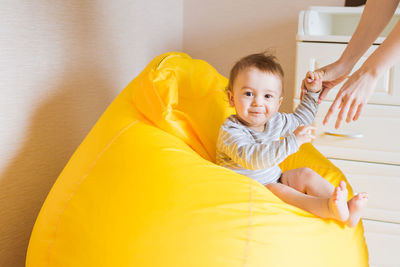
[346,192,369,228]
[328,181,349,222]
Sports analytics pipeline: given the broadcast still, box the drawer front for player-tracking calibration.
[295,42,400,106]
[294,99,400,165]
[362,219,400,267]
[330,159,400,224]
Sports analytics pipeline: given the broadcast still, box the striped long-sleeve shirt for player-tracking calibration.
[216,91,320,185]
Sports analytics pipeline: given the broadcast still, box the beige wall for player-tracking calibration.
[1,1,348,266]
[183,0,344,112]
[0,1,182,266]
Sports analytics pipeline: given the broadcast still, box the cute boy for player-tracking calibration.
[216,52,368,227]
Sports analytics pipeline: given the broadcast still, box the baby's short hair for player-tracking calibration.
[227,51,285,95]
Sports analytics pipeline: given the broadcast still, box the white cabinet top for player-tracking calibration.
[297,6,400,43]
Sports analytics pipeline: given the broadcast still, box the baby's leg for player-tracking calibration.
[266,181,349,222]
[268,168,349,221]
[280,167,334,198]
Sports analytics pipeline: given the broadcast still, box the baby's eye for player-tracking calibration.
[265,94,273,99]
[245,92,253,97]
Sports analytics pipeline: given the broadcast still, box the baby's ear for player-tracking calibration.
[228,91,235,107]
[278,96,283,106]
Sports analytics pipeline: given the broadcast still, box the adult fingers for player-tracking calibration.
[353,103,365,121]
[335,97,352,129]
[318,87,331,104]
[346,99,358,123]
[316,71,323,80]
[323,93,342,125]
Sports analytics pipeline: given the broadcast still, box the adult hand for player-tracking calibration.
[300,60,349,101]
[323,67,377,129]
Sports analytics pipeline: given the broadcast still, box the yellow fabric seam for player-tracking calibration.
[45,120,139,267]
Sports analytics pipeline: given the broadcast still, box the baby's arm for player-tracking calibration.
[279,71,322,135]
[217,125,299,170]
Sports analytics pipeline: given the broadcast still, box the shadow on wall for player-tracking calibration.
[0,2,115,266]
[184,19,298,113]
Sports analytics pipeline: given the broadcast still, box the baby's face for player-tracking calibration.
[229,67,283,132]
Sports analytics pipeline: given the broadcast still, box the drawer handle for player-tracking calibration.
[324,131,363,139]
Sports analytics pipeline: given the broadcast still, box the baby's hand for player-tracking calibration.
[302,71,322,93]
[293,125,316,146]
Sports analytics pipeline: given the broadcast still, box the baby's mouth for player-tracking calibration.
[249,111,264,115]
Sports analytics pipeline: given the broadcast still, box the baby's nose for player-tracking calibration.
[252,96,263,106]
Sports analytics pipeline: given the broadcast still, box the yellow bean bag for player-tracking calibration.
[27,52,369,267]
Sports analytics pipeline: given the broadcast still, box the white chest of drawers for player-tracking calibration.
[295,6,400,267]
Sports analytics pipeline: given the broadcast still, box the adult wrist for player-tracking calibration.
[337,55,357,75]
[361,61,385,79]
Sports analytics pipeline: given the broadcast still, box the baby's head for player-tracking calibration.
[227,52,284,132]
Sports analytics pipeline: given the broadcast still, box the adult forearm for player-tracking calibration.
[362,19,400,78]
[339,0,399,70]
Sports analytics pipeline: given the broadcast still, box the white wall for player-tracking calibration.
[0,1,182,266]
[183,0,344,112]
